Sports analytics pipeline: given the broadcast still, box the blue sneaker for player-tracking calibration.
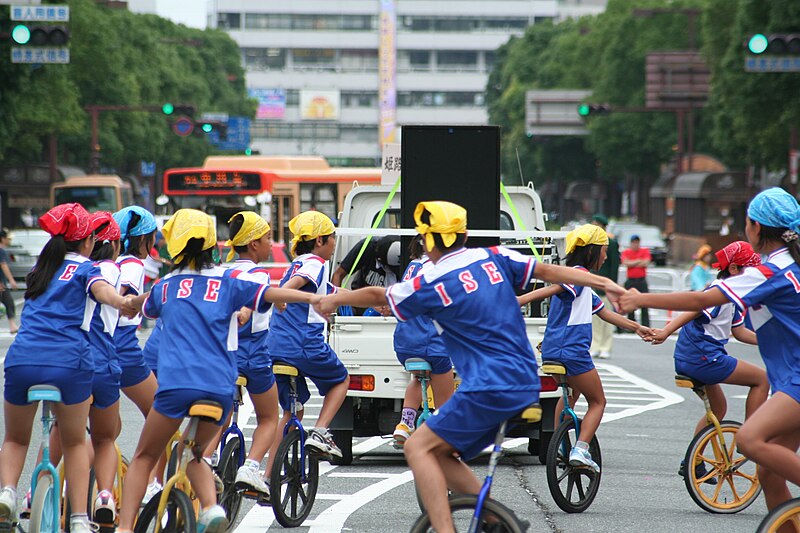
[568,446,600,473]
[197,505,228,533]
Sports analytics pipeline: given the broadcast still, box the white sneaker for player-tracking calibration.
[197,504,228,533]
[235,464,269,495]
[568,446,600,473]
[597,352,611,359]
[0,487,16,524]
[69,517,99,533]
[141,480,162,507]
[210,450,220,468]
[304,428,343,459]
[93,489,115,524]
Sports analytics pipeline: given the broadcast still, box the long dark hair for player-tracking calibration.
[123,211,156,258]
[418,210,466,253]
[91,240,117,261]
[25,236,85,299]
[757,223,800,266]
[170,237,216,273]
[228,213,249,257]
[565,244,604,271]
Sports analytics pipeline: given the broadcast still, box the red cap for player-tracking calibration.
[93,211,120,242]
[39,203,106,242]
[712,241,762,271]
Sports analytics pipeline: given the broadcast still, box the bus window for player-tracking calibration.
[54,186,117,212]
[300,184,337,222]
[272,195,293,244]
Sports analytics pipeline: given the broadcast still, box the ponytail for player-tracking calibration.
[758,224,800,266]
[170,237,216,273]
[25,235,83,299]
[91,240,117,262]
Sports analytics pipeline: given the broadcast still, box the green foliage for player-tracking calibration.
[0,0,255,174]
[487,0,800,189]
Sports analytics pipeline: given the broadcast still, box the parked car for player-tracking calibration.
[6,229,50,281]
[608,223,668,266]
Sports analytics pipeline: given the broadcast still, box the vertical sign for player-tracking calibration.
[378,0,397,145]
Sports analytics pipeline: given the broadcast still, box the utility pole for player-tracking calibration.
[85,104,163,174]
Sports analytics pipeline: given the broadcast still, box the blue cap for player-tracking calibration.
[748,187,800,231]
[630,235,640,242]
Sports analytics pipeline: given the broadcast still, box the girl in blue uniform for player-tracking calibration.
[649,241,767,483]
[392,234,453,448]
[266,210,350,466]
[112,206,159,419]
[117,209,316,533]
[224,211,279,495]
[620,187,800,515]
[519,224,654,473]
[315,202,627,533]
[0,204,134,533]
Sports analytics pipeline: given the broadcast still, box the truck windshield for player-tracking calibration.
[55,186,118,212]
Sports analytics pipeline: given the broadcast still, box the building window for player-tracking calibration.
[342,91,378,108]
[217,12,241,30]
[292,48,336,70]
[437,51,478,71]
[244,13,270,30]
[285,90,299,106]
[242,48,286,70]
[340,49,378,72]
[397,91,485,107]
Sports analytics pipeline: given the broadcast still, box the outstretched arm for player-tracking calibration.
[649,311,700,345]
[732,325,758,345]
[263,287,315,305]
[518,284,562,306]
[596,306,654,341]
[620,287,728,314]
[315,286,387,316]
[533,262,626,303]
[91,281,132,311]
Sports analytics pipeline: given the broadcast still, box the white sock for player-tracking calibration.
[244,458,260,471]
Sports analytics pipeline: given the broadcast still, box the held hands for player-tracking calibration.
[312,295,338,319]
[618,288,641,314]
[604,281,627,311]
[275,302,287,313]
[237,306,252,326]
[636,325,657,342]
[646,328,671,345]
[119,294,140,319]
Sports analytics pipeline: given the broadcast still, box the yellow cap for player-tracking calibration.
[289,211,335,256]
[565,224,608,254]
[414,201,467,251]
[162,209,217,267]
[225,211,271,262]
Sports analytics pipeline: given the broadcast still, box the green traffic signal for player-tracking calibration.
[11,24,31,45]
[201,123,213,133]
[245,148,252,156]
[162,103,175,115]
[748,34,768,54]
[578,104,590,117]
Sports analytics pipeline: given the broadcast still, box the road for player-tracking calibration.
[0,315,781,533]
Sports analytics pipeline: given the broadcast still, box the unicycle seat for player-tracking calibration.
[26,385,62,403]
[404,358,432,375]
[273,362,299,377]
[541,361,566,376]
[675,374,705,390]
[188,400,224,422]
[236,374,248,387]
[511,403,542,425]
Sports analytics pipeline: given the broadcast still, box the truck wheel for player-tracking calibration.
[330,430,353,466]
[532,431,553,465]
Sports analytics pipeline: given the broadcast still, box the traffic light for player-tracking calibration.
[577,104,611,118]
[162,103,195,117]
[746,34,800,55]
[11,24,69,46]
[195,121,228,140]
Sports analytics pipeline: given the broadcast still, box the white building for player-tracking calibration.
[204,1,608,165]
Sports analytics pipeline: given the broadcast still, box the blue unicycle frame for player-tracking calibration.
[404,359,433,427]
[280,367,310,481]
[29,386,63,533]
[218,377,246,469]
[467,419,510,533]
[556,377,581,459]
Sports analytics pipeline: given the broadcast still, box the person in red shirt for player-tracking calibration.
[621,235,651,327]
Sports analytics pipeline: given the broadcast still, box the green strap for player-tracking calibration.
[342,176,402,288]
[500,182,541,261]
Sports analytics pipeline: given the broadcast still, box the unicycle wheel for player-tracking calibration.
[545,418,601,513]
[269,430,319,527]
[409,493,527,532]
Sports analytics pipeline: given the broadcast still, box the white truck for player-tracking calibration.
[326,183,566,465]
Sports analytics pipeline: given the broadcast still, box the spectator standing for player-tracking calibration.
[621,235,651,328]
[689,244,715,291]
[589,215,619,359]
[0,230,18,334]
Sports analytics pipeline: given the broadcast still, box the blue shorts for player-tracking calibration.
[153,388,233,426]
[238,366,276,396]
[425,389,539,461]
[91,370,121,409]
[396,353,453,375]
[120,361,153,388]
[274,346,348,411]
[5,365,93,406]
[550,352,595,377]
[675,353,737,386]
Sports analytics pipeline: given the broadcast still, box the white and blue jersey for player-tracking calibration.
[87,260,122,375]
[114,254,146,367]
[675,280,744,364]
[541,266,604,372]
[227,260,272,371]
[267,253,333,359]
[386,246,539,393]
[142,266,270,398]
[6,253,105,371]
[717,247,800,398]
[393,256,448,359]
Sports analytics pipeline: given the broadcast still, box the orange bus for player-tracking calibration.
[160,156,381,243]
[51,175,134,212]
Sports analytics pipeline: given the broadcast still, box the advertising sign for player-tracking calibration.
[300,89,340,121]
